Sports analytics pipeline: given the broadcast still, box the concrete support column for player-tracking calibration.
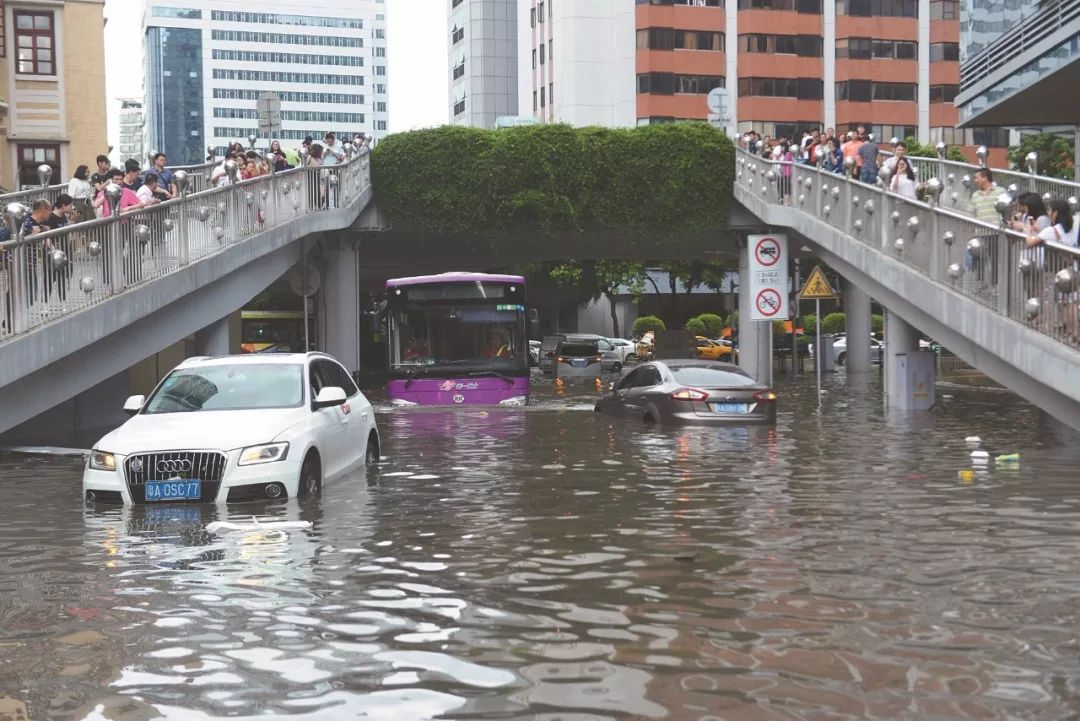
[194,316,230,357]
[884,309,934,411]
[321,237,360,374]
[738,243,773,386]
[843,279,872,372]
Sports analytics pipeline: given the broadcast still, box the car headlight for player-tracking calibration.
[238,442,290,466]
[498,395,528,406]
[89,450,117,471]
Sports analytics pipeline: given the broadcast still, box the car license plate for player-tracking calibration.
[572,359,586,367]
[145,480,201,502]
[712,403,748,414]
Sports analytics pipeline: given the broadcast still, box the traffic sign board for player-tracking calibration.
[799,266,837,300]
[755,288,782,317]
[257,92,282,136]
[754,236,782,267]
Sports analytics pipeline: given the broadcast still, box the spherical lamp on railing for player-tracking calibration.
[1056,268,1078,293]
[37,164,53,188]
[104,183,122,217]
[1025,151,1038,176]
[906,217,920,235]
[87,240,102,257]
[864,198,875,215]
[942,231,955,246]
[224,160,240,185]
[50,249,67,270]
[798,193,806,205]
[207,145,218,163]
[995,191,1015,224]
[80,276,95,294]
[851,194,860,206]
[135,224,151,246]
[947,263,962,279]
[961,174,971,189]
[1070,197,1078,214]
[925,177,943,203]
[248,134,257,150]
[214,226,225,241]
[878,164,893,186]
[163,218,175,232]
[843,156,855,171]
[853,219,863,233]
[173,169,189,197]
[4,202,29,237]
[198,205,211,222]
[765,170,776,182]
[1018,257,1034,275]
[1025,297,1040,319]
[831,186,840,199]
[966,237,983,258]
[1043,191,1053,205]
[889,136,900,146]
[894,238,905,251]
[804,176,814,189]
[935,141,947,160]
[976,146,988,167]
[823,204,832,216]
[890,210,901,225]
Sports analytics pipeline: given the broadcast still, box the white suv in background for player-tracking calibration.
[606,338,637,364]
[82,353,380,506]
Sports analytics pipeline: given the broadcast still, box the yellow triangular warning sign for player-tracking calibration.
[799,266,837,300]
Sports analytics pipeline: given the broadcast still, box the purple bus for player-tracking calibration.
[386,272,531,406]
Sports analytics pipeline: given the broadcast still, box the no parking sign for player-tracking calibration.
[748,234,789,321]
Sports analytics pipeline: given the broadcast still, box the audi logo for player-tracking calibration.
[156,459,193,473]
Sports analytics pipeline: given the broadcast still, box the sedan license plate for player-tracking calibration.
[572,359,587,367]
[712,402,748,414]
[145,480,201,502]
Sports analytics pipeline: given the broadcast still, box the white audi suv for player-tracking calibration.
[82,353,379,505]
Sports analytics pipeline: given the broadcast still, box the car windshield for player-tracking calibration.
[558,343,598,356]
[144,363,304,414]
[670,366,758,387]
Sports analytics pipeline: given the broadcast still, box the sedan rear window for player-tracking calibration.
[557,343,598,356]
[670,366,758,387]
[144,364,304,414]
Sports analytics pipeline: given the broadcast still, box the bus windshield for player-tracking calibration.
[390,304,527,377]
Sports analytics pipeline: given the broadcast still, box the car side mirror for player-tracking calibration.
[314,386,347,409]
[123,395,145,415]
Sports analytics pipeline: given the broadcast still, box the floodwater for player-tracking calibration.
[2,371,1080,720]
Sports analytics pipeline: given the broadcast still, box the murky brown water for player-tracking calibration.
[2,372,1080,720]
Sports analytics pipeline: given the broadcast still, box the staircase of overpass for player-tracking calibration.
[0,151,373,437]
[734,147,1080,429]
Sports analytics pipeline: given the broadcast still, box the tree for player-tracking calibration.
[686,318,707,335]
[694,313,724,338]
[821,312,846,334]
[1007,133,1074,180]
[902,137,967,163]
[550,260,647,338]
[802,313,817,335]
[632,315,666,337]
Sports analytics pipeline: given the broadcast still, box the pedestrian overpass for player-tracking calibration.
[732,147,1080,430]
[0,152,374,439]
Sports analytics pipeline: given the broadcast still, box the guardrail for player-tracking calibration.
[736,148,1080,352]
[0,161,223,208]
[960,0,1080,89]
[0,151,370,342]
[893,154,1080,208]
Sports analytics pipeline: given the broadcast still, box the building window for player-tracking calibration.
[837,38,917,59]
[540,86,546,107]
[549,82,554,105]
[737,77,823,99]
[929,42,959,61]
[836,0,917,16]
[530,7,536,27]
[17,144,60,189]
[151,6,202,18]
[639,72,725,94]
[636,0,724,5]
[210,10,363,29]
[639,28,726,51]
[540,44,545,64]
[929,84,959,102]
[210,49,364,66]
[375,101,386,112]
[376,120,387,131]
[452,25,464,44]
[454,99,466,115]
[737,0,821,12]
[14,12,55,76]
[374,29,385,39]
[549,39,552,61]
[741,34,821,56]
[374,47,385,57]
[532,49,537,68]
[929,0,958,19]
[453,62,465,79]
[836,80,916,101]
[533,90,538,111]
[539,3,545,21]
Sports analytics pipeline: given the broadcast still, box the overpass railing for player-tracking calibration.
[736,148,1080,352]
[0,161,222,208]
[895,154,1080,210]
[0,151,370,342]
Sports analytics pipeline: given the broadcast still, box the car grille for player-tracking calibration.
[125,451,227,504]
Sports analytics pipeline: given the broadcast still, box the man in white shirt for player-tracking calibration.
[321,132,345,166]
[882,142,917,177]
[135,173,164,206]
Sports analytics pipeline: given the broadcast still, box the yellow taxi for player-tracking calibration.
[695,336,734,360]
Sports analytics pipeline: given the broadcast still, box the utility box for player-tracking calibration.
[653,330,697,360]
[814,333,838,372]
[892,350,936,410]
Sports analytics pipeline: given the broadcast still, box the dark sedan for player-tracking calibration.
[594,360,777,425]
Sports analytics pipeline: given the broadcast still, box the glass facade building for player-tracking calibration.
[146,26,204,165]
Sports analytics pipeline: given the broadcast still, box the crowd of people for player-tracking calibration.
[1,131,371,328]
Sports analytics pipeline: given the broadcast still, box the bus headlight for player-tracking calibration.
[391,398,418,407]
[498,396,527,406]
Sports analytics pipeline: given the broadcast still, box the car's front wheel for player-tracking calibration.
[365,432,380,465]
[625,353,636,363]
[299,452,322,498]
[611,362,623,374]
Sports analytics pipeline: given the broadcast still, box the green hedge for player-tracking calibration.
[372,123,734,242]
[632,315,667,336]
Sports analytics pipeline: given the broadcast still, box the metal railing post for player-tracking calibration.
[105,184,124,295]
[174,170,190,265]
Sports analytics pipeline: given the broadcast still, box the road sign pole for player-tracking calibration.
[815,298,822,406]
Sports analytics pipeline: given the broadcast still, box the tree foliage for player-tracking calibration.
[549,260,647,336]
[693,313,725,338]
[1006,133,1075,180]
[902,137,967,163]
[821,312,847,334]
[372,123,735,243]
[686,318,707,335]
[632,315,667,336]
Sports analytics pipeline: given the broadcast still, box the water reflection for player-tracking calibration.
[1,375,1080,719]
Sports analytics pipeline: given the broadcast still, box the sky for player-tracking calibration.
[102,0,449,151]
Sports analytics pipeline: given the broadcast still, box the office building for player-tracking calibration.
[117,99,146,165]
[518,0,1002,158]
[448,0,519,128]
[957,0,1077,133]
[142,0,388,165]
[0,0,108,191]
[517,0,637,127]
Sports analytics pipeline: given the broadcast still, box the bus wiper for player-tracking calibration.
[467,370,516,385]
[403,366,429,388]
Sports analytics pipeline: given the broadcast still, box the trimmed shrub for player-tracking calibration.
[694,313,724,338]
[802,314,817,335]
[372,123,734,243]
[821,312,846,335]
[685,318,707,335]
[632,315,667,336]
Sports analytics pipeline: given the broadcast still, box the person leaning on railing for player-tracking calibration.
[67,165,95,223]
[1026,199,1078,340]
